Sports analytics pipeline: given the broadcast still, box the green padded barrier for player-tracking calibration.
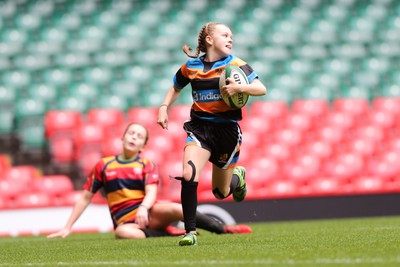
[109,81,141,99]
[0,109,14,135]
[54,52,92,68]
[67,39,103,53]
[14,54,51,71]
[67,83,100,101]
[97,94,129,111]
[284,59,315,76]
[380,84,400,97]
[300,86,334,102]
[28,84,58,106]
[42,68,72,87]
[14,98,47,128]
[57,95,91,113]
[311,73,341,91]
[41,27,69,43]
[262,87,295,103]
[2,70,31,89]
[352,71,381,89]
[339,85,373,100]
[93,51,131,67]
[0,86,16,109]
[17,123,46,149]
[322,58,353,77]
[94,10,121,29]
[83,66,113,85]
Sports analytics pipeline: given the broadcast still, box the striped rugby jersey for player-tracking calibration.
[173,54,258,123]
[83,155,159,227]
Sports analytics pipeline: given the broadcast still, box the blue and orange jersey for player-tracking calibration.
[173,54,258,123]
[83,155,159,228]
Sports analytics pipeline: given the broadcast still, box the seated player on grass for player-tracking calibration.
[47,123,251,239]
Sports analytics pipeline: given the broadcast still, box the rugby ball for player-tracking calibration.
[219,65,249,109]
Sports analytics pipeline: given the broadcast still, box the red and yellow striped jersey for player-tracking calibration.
[83,155,159,227]
[173,54,258,123]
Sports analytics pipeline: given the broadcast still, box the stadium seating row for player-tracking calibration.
[0,154,106,209]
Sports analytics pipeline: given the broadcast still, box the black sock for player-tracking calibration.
[142,228,170,238]
[196,212,225,234]
[227,174,239,197]
[181,179,198,233]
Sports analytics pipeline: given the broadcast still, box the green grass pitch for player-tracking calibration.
[1,216,400,267]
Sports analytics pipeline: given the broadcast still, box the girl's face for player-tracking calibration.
[121,124,148,155]
[208,24,233,58]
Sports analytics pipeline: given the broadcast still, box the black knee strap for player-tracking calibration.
[169,160,196,182]
[212,187,226,199]
[188,160,196,182]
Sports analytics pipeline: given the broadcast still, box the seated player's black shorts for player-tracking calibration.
[183,119,242,169]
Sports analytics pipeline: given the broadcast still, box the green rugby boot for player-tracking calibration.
[233,166,247,202]
[179,231,198,246]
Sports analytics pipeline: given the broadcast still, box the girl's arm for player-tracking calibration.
[221,78,267,97]
[157,86,182,129]
[47,190,94,238]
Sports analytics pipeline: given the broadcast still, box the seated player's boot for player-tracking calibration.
[232,166,247,202]
[224,224,252,234]
[178,231,198,246]
[165,226,186,236]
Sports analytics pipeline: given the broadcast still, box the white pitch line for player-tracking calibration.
[1,257,400,266]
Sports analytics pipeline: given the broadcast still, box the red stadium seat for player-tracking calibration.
[260,142,292,162]
[44,110,83,139]
[283,154,321,183]
[366,110,396,130]
[266,179,299,198]
[316,124,345,145]
[368,150,400,179]
[74,123,104,160]
[87,108,125,129]
[352,175,386,194]
[0,178,27,199]
[0,154,11,176]
[49,136,75,163]
[346,136,377,158]
[127,107,159,129]
[60,190,82,206]
[372,97,400,116]
[33,174,74,198]
[354,124,385,143]
[168,104,191,124]
[198,164,213,194]
[324,152,364,181]
[303,140,333,160]
[241,130,262,152]
[101,135,122,157]
[145,133,176,160]
[5,165,40,184]
[283,113,312,132]
[77,150,103,175]
[388,136,400,153]
[324,111,355,131]
[240,116,272,136]
[14,192,53,208]
[292,99,330,121]
[309,176,341,196]
[251,101,289,125]
[247,157,280,188]
[272,128,303,147]
[332,98,370,119]
[0,195,9,209]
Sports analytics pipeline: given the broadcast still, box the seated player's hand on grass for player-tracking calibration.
[47,228,71,239]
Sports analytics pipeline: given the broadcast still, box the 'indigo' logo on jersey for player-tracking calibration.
[193,89,223,102]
